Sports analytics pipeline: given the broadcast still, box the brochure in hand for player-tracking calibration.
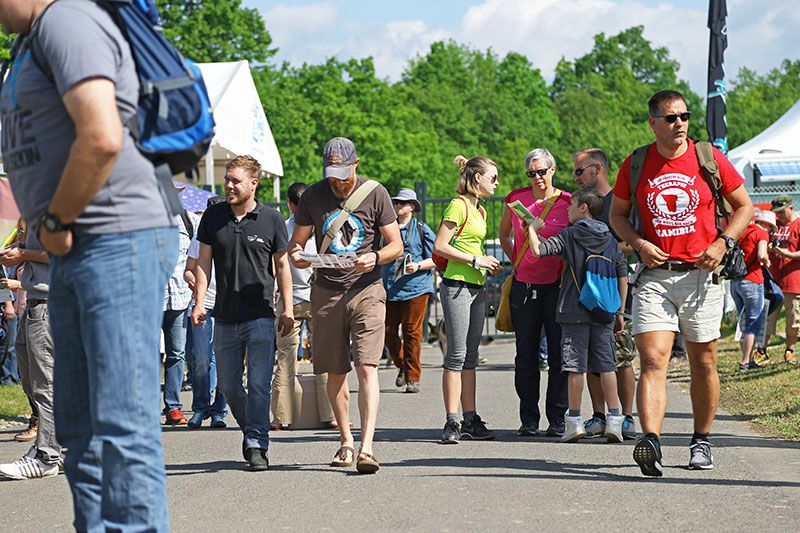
[506,200,535,224]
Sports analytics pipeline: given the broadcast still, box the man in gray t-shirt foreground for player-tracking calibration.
[0,1,177,530]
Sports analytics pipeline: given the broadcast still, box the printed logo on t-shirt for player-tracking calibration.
[645,173,700,238]
[322,210,365,253]
[247,235,265,244]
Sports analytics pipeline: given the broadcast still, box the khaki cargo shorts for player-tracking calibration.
[631,267,723,343]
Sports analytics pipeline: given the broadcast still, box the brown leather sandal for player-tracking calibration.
[330,445,355,467]
[356,451,380,474]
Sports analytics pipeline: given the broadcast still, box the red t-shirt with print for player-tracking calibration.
[738,223,768,284]
[774,217,800,293]
[612,139,744,262]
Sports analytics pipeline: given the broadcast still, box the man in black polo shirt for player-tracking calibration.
[191,155,294,471]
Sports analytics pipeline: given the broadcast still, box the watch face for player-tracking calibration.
[43,216,57,232]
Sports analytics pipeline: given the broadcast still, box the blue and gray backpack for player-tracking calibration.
[10,0,215,215]
[569,239,621,325]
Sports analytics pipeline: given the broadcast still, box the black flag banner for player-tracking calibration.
[707,0,728,154]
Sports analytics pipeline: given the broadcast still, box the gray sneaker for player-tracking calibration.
[439,420,461,444]
[583,415,606,438]
[604,414,624,443]
[562,416,586,443]
[622,415,637,440]
[405,381,420,393]
[688,441,714,470]
[395,369,406,388]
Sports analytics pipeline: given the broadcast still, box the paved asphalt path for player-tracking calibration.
[1,339,799,531]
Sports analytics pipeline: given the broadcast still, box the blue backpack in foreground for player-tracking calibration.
[569,239,621,325]
[30,0,215,214]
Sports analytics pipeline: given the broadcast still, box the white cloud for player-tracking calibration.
[262,0,798,92]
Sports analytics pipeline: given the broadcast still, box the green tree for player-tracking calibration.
[156,0,275,63]
[727,59,800,149]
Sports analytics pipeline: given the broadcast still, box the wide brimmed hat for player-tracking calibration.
[755,209,778,232]
[391,188,421,212]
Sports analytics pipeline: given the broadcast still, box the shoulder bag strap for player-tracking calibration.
[513,189,562,271]
[319,179,381,254]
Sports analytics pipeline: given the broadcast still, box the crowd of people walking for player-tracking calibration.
[0,2,793,529]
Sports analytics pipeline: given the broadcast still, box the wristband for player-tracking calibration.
[374,251,381,265]
[635,240,647,254]
[471,255,479,269]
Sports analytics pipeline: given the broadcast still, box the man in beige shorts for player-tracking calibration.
[610,89,753,477]
[289,137,403,474]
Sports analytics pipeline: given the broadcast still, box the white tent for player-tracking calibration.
[194,60,283,200]
[728,99,800,187]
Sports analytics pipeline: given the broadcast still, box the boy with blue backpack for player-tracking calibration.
[526,187,628,443]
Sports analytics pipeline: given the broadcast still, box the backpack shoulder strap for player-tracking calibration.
[628,144,650,230]
[695,140,729,226]
[179,209,194,240]
[319,180,381,254]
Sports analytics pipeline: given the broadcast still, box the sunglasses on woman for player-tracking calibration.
[482,173,498,184]
[654,111,691,123]
[526,168,550,178]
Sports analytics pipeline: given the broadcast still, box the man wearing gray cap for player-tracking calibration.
[382,188,437,393]
[289,137,403,474]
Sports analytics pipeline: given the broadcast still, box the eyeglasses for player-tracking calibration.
[654,111,691,123]
[526,168,550,178]
[482,173,499,184]
[573,163,599,177]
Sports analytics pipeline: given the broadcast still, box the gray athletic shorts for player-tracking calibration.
[560,322,617,374]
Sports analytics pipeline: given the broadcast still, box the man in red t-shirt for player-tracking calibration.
[769,195,800,365]
[610,89,754,477]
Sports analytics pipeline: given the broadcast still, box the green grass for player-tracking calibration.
[0,384,31,419]
[686,314,800,441]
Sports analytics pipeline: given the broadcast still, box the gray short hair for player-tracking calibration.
[524,148,556,170]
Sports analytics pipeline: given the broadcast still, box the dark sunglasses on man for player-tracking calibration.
[654,111,691,124]
[526,168,550,179]
[573,163,599,177]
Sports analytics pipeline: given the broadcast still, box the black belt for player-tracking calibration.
[655,261,696,272]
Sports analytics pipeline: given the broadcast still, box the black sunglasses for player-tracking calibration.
[654,111,691,123]
[526,168,550,178]
[573,163,599,177]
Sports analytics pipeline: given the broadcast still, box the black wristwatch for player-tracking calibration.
[39,211,71,233]
[721,235,735,250]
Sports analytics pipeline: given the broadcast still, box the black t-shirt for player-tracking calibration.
[197,201,288,323]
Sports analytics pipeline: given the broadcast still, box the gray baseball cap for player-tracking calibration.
[323,137,358,180]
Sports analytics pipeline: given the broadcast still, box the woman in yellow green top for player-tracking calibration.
[433,155,504,444]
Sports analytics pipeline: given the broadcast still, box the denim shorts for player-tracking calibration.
[730,279,765,336]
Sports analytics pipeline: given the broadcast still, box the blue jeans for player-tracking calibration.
[190,310,227,417]
[731,279,767,338]
[50,227,177,533]
[214,318,275,450]
[1,314,20,384]
[162,307,188,412]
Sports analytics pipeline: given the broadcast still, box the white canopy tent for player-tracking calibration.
[194,60,283,201]
[728,99,800,187]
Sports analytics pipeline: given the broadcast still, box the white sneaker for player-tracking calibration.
[562,415,586,443]
[604,414,625,443]
[0,455,59,480]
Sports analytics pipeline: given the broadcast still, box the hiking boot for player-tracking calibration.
[738,361,762,372]
[688,440,714,470]
[14,416,38,442]
[0,455,59,480]
[517,425,538,437]
[244,448,269,471]
[583,415,606,439]
[633,435,663,477]
[187,412,207,429]
[405,381,420,393]
[544,424,565,438]
[395,369,406,388]
[562,415,586,443]
[210,414,227,428]
[439,420,461,444]
[164,409,187,426]
[461,415,495,440]
[752,352,770,366]
[622,415,637,440]
[604,414,625,443]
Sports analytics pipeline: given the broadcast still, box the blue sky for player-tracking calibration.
[242,1,798,93]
